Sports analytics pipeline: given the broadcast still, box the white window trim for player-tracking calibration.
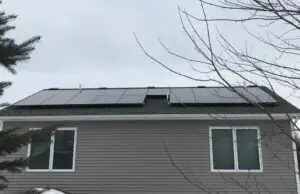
[209,126,263,173]
[26,127,77,172]
[0,120,3,131]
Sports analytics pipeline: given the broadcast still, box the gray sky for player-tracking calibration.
[1,0,299,107]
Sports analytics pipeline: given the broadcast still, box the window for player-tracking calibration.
[28,133,51,170]
[52,130,75,169]
[209,127,262,172]
[27,128,77,172]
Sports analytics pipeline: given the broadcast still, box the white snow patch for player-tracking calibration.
[33,188,46,192]
[42,189,65,194]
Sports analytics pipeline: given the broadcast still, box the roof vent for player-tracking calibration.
[147,86,156,89]
[78,84,82,93]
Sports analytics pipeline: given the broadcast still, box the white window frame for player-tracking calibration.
[26,127,77,172]
[209,126,263,173]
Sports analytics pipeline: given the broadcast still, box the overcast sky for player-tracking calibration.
[1,0,299,107]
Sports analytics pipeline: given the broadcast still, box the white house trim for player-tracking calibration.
[0,113,299,122]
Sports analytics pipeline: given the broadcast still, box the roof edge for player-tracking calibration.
[0,113,299,122]
[41,85,261,91]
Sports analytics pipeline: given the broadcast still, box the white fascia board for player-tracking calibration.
[0,113,299,122]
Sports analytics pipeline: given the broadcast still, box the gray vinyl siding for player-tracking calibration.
[1,120,298,194]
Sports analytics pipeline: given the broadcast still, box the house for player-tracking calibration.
[0,86,299,194]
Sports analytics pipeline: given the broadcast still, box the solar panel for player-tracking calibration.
[112,89,147,104]
[235,87,277,103]
[170,87,276,104]
[14,86,277,106]
[67,90,104,104]
[91,95,121,104]
[41,90,80,105]
[124,88,147,95]
[117,95,146,104]
[169,88,196,103]
[192,88,246,103]
[15,90,60,105]
[99,89,126,96]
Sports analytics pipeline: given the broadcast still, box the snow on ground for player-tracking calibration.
[32,188,66,194]
[42,189,65,194]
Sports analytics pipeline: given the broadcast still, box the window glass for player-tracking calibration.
[52,130,75,169]
[236,129,260,169]
[212,129,234,169]
[28,136,51,169]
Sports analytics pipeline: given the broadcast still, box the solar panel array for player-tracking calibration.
[15,88,149,106]
[14,87,277,106]
[169,87,277,104]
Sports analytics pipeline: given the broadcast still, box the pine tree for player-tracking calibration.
[0,1,53,190]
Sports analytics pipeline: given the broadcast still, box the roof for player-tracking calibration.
[0,86,299,117]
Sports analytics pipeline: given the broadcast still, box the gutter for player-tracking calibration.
[0,113,299,122]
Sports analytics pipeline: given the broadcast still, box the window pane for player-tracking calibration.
[212,129,234,169]
[28,136,51,169]
[53,130,75,169]
[237,129,260,170]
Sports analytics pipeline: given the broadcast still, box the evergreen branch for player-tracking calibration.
[0,102,10,107]
[0,81,12,96]
[0,126,56,156]
[0,26,15,35]
[0,175,8,183]
[17,36,41,49]
[0,175,9,190]
[0,158,27,172]
[0,183,7,190]
[0,1,41,190]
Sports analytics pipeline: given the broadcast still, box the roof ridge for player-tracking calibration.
[43,85,261,91]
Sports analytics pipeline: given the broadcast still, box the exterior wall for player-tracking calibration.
[1,120,298,194]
